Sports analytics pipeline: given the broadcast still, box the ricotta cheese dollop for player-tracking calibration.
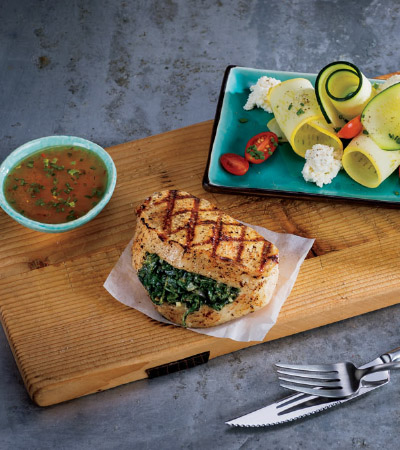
[243,76,281,113]
[302,144,343,188]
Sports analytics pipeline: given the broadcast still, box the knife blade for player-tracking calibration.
[226,354,391,427]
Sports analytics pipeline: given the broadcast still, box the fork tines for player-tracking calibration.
[275,363,346,398]
[275,363,339,372]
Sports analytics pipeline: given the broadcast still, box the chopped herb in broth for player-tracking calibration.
[4,145,108,224]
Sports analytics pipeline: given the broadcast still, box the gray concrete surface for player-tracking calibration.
[1,0,399,448]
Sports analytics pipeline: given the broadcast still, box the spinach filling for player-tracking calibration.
[137,253,240,326]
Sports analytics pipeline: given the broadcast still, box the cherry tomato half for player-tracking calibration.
[220,153,249,176]
[336,115,363,139]
[244,132,279,164]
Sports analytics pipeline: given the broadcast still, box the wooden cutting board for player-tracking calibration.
[1,83,400,406]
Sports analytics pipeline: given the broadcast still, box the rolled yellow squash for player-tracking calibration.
[269,78,343,157]
[342,134,400,188]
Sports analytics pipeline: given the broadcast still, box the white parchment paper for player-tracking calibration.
[104,223,314,342]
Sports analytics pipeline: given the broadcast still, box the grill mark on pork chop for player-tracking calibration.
[162,190,178,234]
[186,197,200,248]
[211,212,223,258]
[236,225,247,263]
[260,241,273,271]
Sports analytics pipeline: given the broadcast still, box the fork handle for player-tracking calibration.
[357,361,400,379]
[382,346,400,363]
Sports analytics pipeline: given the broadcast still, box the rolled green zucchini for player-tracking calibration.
[315,61,374,129]
[361,82,400,151]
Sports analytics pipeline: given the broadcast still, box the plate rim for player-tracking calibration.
[202,65,400,208]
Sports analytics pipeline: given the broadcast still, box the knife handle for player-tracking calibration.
[381,346,400,363]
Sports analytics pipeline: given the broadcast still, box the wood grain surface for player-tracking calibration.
[1,75,400,406]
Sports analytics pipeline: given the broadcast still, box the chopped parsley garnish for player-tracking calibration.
[288,103,293,110]
[138,253,240,326]
[246,145,265,160]
[68,168,81,177]
[362,130,369,135]
[64,182,73,194]
[89,188,103,198]
[66,210,77,221]
[28,183,45,196]
[388,133,400,145]
[50,186,59,196]
[15,177,27,186]
[49,158,64,171]
[296,108,305,116]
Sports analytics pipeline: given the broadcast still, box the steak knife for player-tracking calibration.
[226,346,400,427]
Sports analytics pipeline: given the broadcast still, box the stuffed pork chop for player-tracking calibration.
[132,190,279,327]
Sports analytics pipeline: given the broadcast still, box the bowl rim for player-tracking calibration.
[0,135,117,233]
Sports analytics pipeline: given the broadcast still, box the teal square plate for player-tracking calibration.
[202,65,400,206]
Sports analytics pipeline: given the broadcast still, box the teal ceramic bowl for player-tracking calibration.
[0,136,117,233]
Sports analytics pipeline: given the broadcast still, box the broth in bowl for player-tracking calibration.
[4,145,108,224]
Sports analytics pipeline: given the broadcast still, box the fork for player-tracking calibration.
[275,360,400,398]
